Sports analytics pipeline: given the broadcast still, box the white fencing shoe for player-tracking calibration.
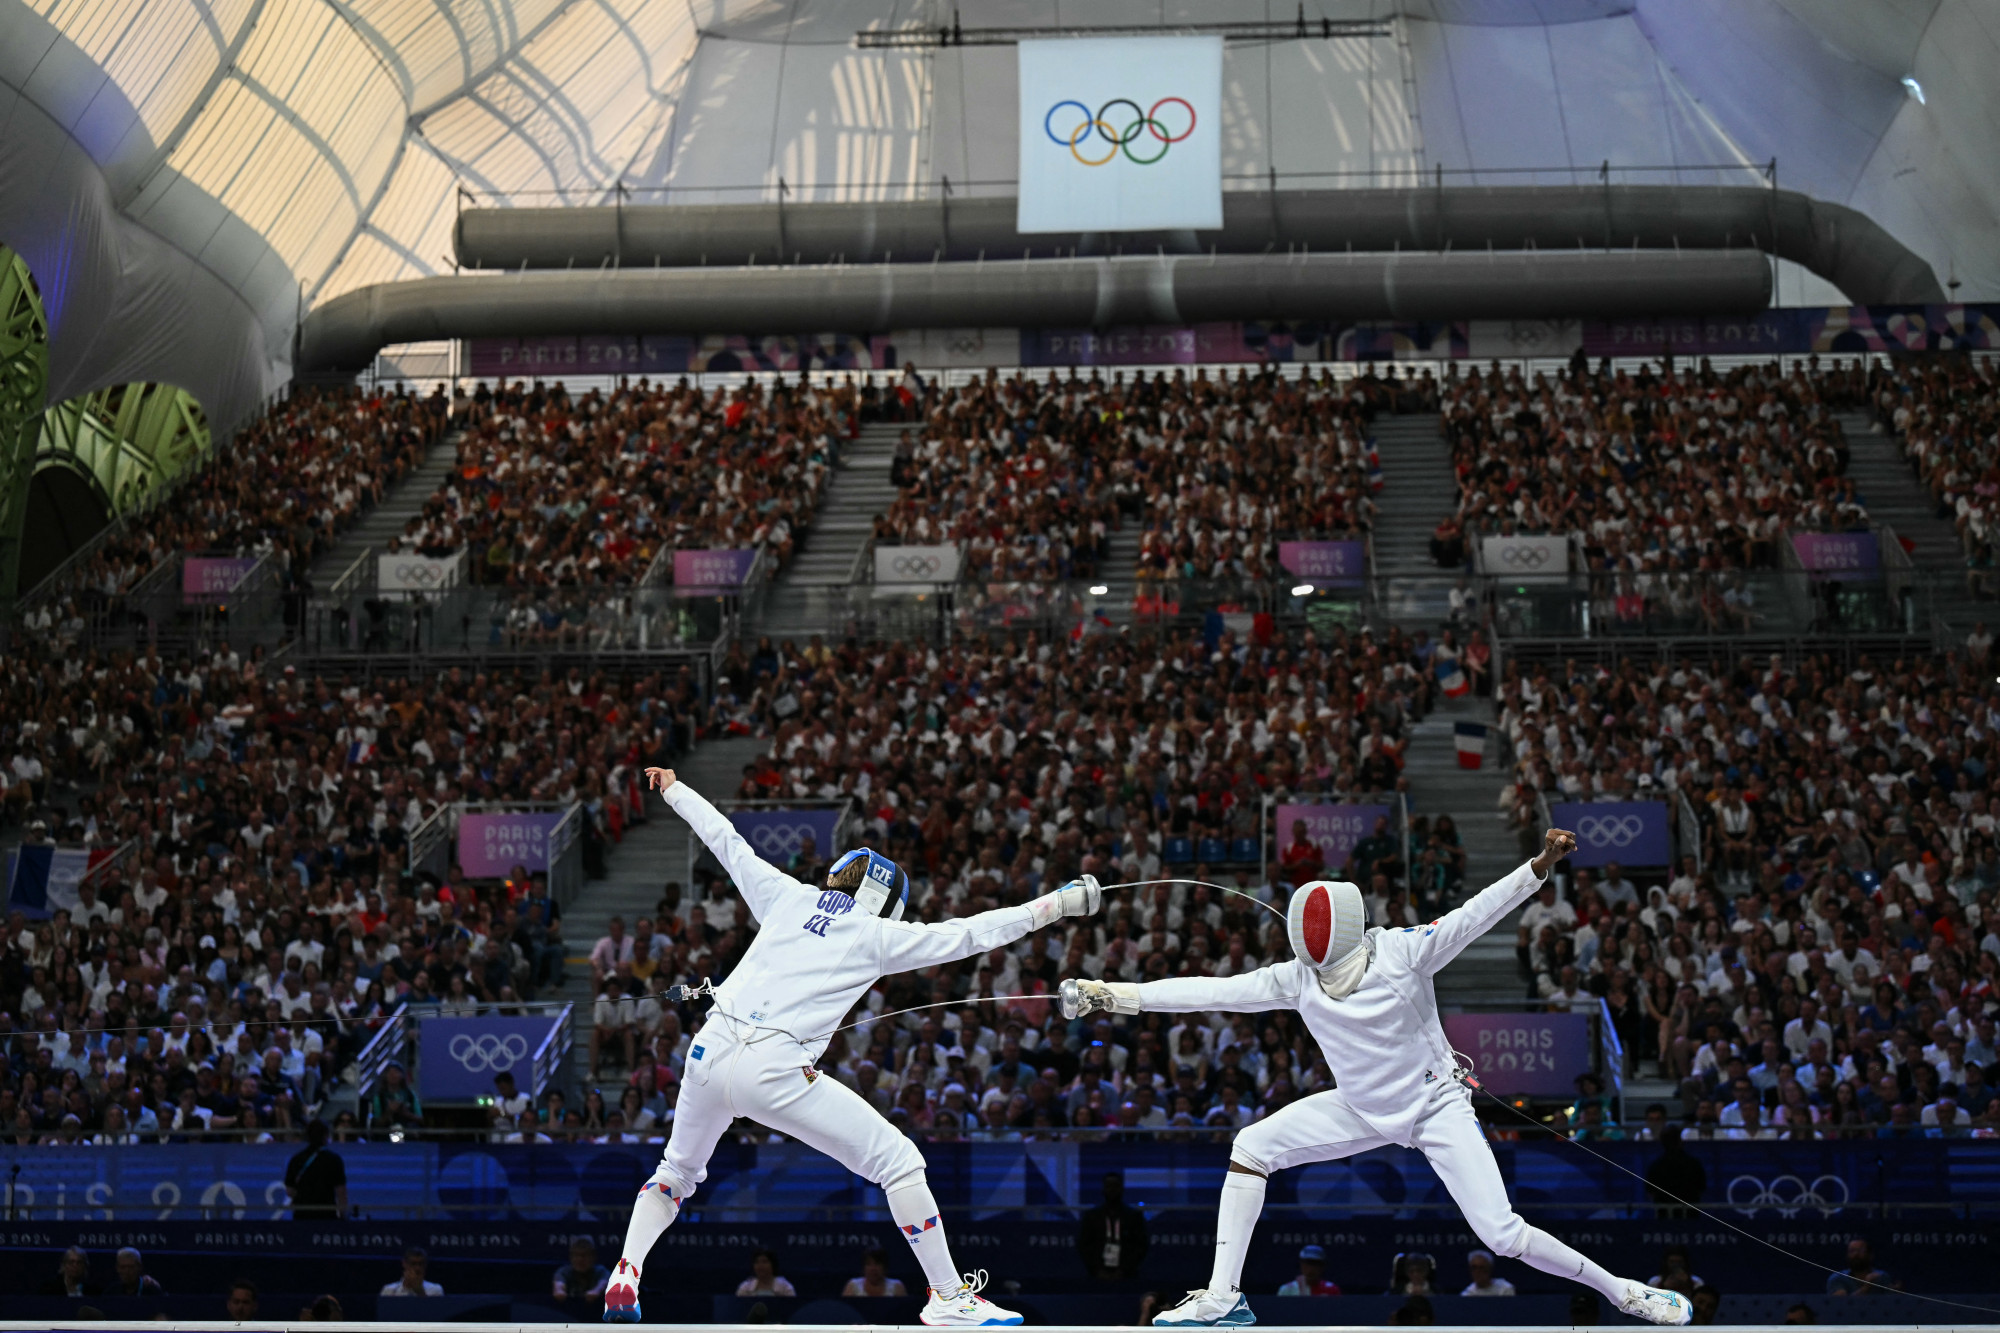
[1617,1282,1694,1325]
[1153,1288,1256,1326]
[919,1270,1022,1326]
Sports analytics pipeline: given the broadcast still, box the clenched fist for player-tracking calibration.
[1532,827,1577,878]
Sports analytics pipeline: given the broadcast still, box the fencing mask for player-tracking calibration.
[829,848,909,921]
[1287,879,1371,999]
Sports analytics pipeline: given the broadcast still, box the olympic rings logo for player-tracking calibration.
[1575,814,1646,848]
[749,823,818,857]
[1725,1174,1849,1218]
[890,555,945,578]
[392,562,447,587]
[1044,98,1196,166]
[449,1033,529,1073]
[1497,545,1553,568]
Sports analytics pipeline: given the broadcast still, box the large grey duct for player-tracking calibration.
[299,249,1769,372]
[455,185,1940,305]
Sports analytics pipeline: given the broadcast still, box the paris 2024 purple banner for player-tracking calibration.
[673,548,758,590]
[1278,540,1366,588]
[1274,803,1391,878]
[1791,531,1879,581]
[458,812,564,876]
[1441,1012,1594,1097]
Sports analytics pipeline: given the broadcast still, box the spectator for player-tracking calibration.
[381,1246,443,1297]
[554,1238,611,1314]
[841,1248,909,1297]
[301,1295,344,1321]
[1078,1171,1149,1282]
[1690,1284,1722,1325]
[226,1280,260,1320]
[1391,1252,1437,1296]
[1276,1243,1340,1296]
[1391,1294,1435,1325]
[1460,1249,1514,1296]
[40,1246,99,1296]
[1787,1303,1818,1323]
[1644,1128,1706,1214]
[284,1119,348,1219]
[1825,1239,1898,1296]
[111,1247,164,1296]
[735,1249,797,1298]
[488,1070,531,1139]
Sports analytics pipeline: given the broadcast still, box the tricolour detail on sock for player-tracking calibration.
[901,1214,940,1243]
[639,1181,684,1205]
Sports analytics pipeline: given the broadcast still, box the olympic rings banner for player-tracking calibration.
[1479,533,1570,580]
[728,808,843,870]
[417,1014,563,1101]
[1549,801,1672,868]
[377,550,462,597]
[1017,37,1222,233]
[875,543,961,586]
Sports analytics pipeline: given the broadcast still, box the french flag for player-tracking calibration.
[1454,721,1488,769]
[1437,658,1470,699]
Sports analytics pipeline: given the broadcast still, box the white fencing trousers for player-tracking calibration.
[1229,1080,1627,1302]
[649,1030,925,1197]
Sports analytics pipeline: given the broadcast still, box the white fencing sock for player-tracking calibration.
[1209,1171,1268,1294]
[886,1177,962,1295]
[619,1182,683,1272]
[1519,1225,1628,1303]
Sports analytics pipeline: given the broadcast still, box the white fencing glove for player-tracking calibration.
[1061,977,1141,1019]
[1027,874,1102,929]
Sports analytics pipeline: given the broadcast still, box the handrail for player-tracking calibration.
[352,1000,410,1105]
[530,1002,574,1100]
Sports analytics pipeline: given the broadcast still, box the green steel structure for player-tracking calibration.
[0,244,49,609]
[0,244,214,605]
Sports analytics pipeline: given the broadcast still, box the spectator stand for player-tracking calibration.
[304,546,474,656]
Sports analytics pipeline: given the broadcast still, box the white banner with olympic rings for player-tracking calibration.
[1017,36,1222,234]
[875,543,962,586]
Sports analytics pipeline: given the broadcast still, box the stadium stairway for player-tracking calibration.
[1405,691,1530,1013]
[1840,410,1989,637]
[750,423,903,640]
[308,430,464,584]
[558,734,766,1089]
[1367,413,1458,628]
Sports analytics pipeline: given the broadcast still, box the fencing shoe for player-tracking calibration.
[920,1270,1022,1326]
[602,1258,641,1323]
[1153,1288,1255,1326]
[1616,1282,1693,1325]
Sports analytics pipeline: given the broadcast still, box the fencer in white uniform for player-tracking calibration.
[1062,828,1692,1327]
[605,768,1101,1326]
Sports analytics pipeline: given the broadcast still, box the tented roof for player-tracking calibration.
[1,0,1993,426]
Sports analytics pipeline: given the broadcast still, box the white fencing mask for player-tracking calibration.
[1287,879,1370,999]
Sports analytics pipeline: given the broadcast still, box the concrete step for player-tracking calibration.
[310,432,464,583]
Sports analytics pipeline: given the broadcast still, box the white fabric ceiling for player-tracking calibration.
[0,0,1994,427]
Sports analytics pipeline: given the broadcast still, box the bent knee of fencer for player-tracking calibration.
[859,1131,929,1191]
[881,1161,929,1193]
[1472,1206,1532,1259]
[645,1159,701,1200]
[1227,1126,1279,1176]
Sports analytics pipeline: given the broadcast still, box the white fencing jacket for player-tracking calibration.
[664,782,1041,1062]
[1131,860,1549,1139]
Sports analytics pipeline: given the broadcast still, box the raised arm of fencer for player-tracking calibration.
[1403,826,1574,975]
[646,767,805,922]
[1062,961,1303,1020]
[876,874,1101,974]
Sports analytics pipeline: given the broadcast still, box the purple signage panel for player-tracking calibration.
[1274,803,1391,879]
[1548,801,1672,868]
[1791,531,1879,582]
[457,811,564,877]
[673,548,758,590]
[1278,540,1365,587]
[418,1014,561,1101]
[1441,1012,1594,1097]
[728,809,842,869]
[181,556,258,604]
[1581,312,1803,357]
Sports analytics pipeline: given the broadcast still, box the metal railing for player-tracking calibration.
[350,1000,410,1106]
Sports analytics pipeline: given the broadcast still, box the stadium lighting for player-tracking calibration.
[1089,584,1109,595]
[1291,583,1314,596]
[1902,76,1926,104]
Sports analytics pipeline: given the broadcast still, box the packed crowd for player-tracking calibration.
[1495,646,2000,1138]
[403,377,844,587]
[22,386,445,639]
[1443,360,1867,574]
[1880,356,2000,578]
[876,367,1404,589]
[0,645,701,1144]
